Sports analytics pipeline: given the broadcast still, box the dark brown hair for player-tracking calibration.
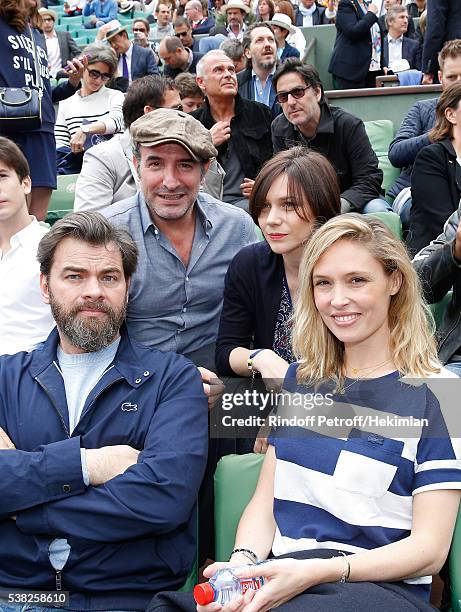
[123,75,177,127]
[0,136,30,181]
[258,0,275,20]
[273,58,324,102]
[274,0,294,22]
[37,212,139,279]
[0,0,28,31]
[429,81,461,142]
[175,72,204,99]
[249,147,340,226]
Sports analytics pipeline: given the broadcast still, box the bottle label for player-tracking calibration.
[240,578,263,594]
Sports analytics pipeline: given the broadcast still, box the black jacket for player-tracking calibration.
[192,94,273,180]
[328,0,381,81]
[237,67,281,120]
[215,241,284,376]
[413,202,461,364]
[271,102,383,210]
[422,0,461,75]
[408,139,461,256]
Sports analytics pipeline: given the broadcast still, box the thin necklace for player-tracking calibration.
[339,358,394,394]
[346,358,394,378]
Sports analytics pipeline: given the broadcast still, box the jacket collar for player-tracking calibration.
[29,324,156,388]
[202,93,244,127]
[294,101,334,140]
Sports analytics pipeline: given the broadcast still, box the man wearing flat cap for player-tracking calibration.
[39,7,81,78]
[103,109,256,372]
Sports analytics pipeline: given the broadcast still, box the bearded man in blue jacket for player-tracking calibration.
[0,212,208,612]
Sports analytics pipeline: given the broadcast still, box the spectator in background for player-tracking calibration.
[272,60,387,213]
[408,82,461,255]
[194,50,273,210]
[75,76,181,212]
[388,39,461,226]
[257,0,275,22]
[148,3,175,39]
[55,45,124,175]
[174,16,201,51]
[329,0,383,89]
[293,0,335,27]
[220,37,247,72]
[175,72,205,111]
[237,23,280,118]
[63,0,84,16]
[378,0,417,40]
[83,0,118,28]
[210,0,252,41]
[104,19,159,91]
[422,0,461,84]
[39,7,81,78]
[382,5,421,72]
[274,0,307,55]
[269,12,300,61]
[185,0,215,33]
[158,36,203,77]
[132,18,155,49]
[0,137,54,356]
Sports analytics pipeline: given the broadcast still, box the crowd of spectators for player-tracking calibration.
[2,0,461,610]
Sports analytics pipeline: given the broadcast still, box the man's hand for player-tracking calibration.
[422,73,434,85]
[240,178,255,199]
[454,218,461,262]
[0,427,15,449]
[198,367,225,410]
[86,445,139,486]
[367,2,378,14]
[210,121,231,146]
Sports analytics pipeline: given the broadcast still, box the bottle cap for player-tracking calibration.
[194,582,215,605]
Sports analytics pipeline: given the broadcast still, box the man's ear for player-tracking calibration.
[22,175,32,197]
[40,273,51,305]
[243,47,251,60]
[196,75,206,93]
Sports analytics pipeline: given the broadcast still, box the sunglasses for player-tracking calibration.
[275,84,310,104]
[87,68,112,82]
[175,30,190,37]
[133,27,147,32]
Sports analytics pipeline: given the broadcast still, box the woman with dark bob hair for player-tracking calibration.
[215,146,340,390]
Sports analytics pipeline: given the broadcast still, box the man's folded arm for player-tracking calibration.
[15,361,208,541]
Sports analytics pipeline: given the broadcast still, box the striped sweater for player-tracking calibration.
[54,86,124,149]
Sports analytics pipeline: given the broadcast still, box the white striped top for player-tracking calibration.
[269,366,461,601]
[54,86,124,149]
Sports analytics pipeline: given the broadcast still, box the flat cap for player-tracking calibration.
[130,108,218,161]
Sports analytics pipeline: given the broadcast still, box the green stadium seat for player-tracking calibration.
[65,16,84,29]
[367,211,403,240]
[363,119,400,194]
[429,291,453,330]
[74,36,89,46]
[46,174,77,226]
[450,504,461,611]
[85,29,99,42]
[214,454,264,561]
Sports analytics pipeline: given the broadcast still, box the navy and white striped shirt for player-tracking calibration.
[269,365,461,599]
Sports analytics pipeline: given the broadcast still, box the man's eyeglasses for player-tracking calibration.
[87,68,112,82]
[133,28,147,33]
[175,30,190,38]
[275,85,310,104]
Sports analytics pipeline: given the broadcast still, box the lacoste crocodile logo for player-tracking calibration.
[121,402,138,412]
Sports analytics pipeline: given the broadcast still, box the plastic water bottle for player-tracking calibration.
[193,566,264,606]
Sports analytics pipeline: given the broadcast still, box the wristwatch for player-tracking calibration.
[81,124,91,134]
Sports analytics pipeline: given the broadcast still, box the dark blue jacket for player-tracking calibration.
[131,42,160,80]
[294,5,331,26]
[422,0,461,75]
[328,0,380,82]
[382,35,421,70]
[0,327,208,611]
[387,97,437,197]
[280,42,300,61]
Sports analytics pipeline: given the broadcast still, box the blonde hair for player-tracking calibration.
[292,214,441,387]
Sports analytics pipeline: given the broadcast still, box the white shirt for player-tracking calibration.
[45,30,62,78]
[117,42,133,83]
[388,33,404,70]
[0,218,54,355]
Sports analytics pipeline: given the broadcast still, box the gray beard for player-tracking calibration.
[49,292,126,353]
[257,58,276,71]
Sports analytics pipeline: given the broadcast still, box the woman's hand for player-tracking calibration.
[232,558,327,612]
[251,350,289,388]
[70,128,86,153]
[196,560,257,612]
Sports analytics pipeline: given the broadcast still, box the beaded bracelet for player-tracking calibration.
[338,551,351,583]
[229,548,259,564]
